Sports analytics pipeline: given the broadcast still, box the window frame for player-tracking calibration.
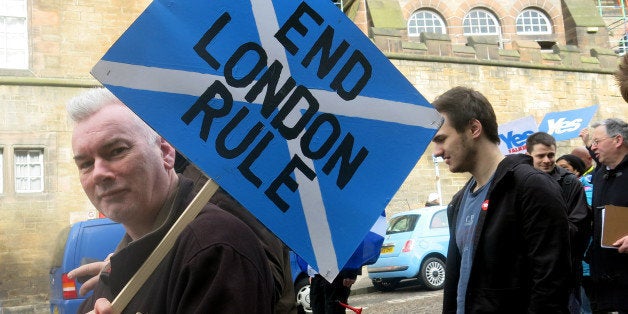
[0,0,29,69]
[463,8,501,36]
[516,8,552,35]
[14,148,44,193]
[407,9,447,36]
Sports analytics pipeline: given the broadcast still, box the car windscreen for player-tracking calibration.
[386,214,419,235]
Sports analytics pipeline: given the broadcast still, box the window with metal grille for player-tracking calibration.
[463,9,500,35]
[408,9,447,36]
[15,149,43,193]
[0,0,28,69]
[516,8,552,35]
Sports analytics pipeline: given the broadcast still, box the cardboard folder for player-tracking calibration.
[601,205,628,248]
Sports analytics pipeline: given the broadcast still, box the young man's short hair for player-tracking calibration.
[431,86,500,144]
[526,132,556,153]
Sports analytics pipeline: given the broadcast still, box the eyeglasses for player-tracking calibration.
[591,136,615,147]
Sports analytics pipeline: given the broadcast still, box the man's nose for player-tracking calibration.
[92,159,115,183]
[432,146,443,159]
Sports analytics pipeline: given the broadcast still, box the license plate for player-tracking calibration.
[380,246,394,254]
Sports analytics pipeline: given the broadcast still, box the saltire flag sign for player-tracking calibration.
[91,0,441,281]
[539,105,599,142]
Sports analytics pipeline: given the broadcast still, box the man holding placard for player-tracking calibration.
[66,88,274,313]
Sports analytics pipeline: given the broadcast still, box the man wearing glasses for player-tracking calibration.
[581,118,628,313]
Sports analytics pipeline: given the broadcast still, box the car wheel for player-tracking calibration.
[294,277,312,314]
[371,278,400,291]
[420,257,445,290]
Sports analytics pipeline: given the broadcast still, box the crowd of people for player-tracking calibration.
[61,44,628,314]
[430,53,628,313]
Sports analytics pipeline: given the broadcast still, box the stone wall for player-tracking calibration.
[0,84,94,311]
[0,1,151,312]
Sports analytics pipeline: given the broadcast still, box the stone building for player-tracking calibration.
[0,0,626,311]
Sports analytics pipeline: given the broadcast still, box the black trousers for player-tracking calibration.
[310,275,351,314]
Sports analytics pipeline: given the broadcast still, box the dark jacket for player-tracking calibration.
[78,177,274,314]
[443,154,571,313]
[184,164,297,314]
[550,165,592,278]
[210,188,296,314]
[588,154,628,311]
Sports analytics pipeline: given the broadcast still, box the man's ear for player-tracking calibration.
[615,134,625,148]
[160,137,176,170]
[469,119,482,139]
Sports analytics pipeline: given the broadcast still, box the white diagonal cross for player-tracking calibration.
[91,0,440,282]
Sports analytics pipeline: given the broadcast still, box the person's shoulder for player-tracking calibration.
[193,204,255,234]
[554,165,571,177]
[184,204,262,252]
[499,154,534,174]
[554,166,578,183]
[503,157,560,190]
[501,154,543,179]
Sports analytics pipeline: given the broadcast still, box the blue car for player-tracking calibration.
[49,218,125,314]
[367,205,449,291]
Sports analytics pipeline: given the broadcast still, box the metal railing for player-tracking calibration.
[597,0,628,53]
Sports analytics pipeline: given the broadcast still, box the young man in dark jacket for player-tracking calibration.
[526,131,592,314]
[431,86,571,313]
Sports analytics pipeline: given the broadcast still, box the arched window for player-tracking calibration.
[407,9,447,36]
[516,8,552,34]
[463,9,500,35]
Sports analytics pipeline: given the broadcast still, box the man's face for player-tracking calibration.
[432,113,476,173]
[527,143,556,173]
[590,125,617,166]
[71,104,172,225]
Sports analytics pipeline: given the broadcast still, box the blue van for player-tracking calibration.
[49,218,125,314]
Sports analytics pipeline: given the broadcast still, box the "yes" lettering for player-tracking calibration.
[547,118,582,134]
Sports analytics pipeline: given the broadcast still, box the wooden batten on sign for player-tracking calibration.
[111,179,220,313]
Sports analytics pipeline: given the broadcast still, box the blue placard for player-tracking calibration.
[498,115,538,155]
[539,105,599,142]
[91,0,440,280]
